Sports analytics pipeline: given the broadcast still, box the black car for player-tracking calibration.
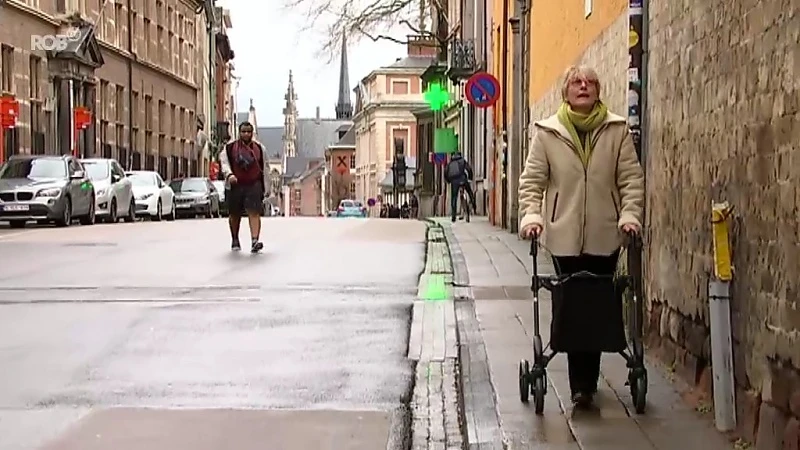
[169,177,221,218]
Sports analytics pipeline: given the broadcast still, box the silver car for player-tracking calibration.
[81,158,135,223]
[0,154,96,228]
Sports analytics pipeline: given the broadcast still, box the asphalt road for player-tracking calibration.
[0,217,427,450]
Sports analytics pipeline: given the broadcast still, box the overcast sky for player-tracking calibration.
[218,0,408,127]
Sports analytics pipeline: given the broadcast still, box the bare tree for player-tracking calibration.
[283,0,455,60]
[329,171,352,207]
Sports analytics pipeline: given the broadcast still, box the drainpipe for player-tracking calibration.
[628,0,647,165]
[709,201,736,432]
[508,9,521,234]
[208,4,216,169]
[126,0,134,170]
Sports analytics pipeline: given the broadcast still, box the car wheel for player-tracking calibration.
[123,197,135,223]
[79,197,95,225]
[107,198,118,223]
[56,197,72,227]
[152,200,163,221]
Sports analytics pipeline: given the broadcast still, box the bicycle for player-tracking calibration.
[459,184,471,223]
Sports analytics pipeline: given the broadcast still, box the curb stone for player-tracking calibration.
[409,222,465,450]
[414,219,505,450]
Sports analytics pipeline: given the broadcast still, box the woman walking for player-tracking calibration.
[518,66,644,408]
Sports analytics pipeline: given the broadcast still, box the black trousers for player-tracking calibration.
[551,252,619,395]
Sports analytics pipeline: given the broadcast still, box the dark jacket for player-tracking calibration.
[445,153,473,184]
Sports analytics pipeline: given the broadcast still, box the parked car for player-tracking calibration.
[211,180,228,217]
[126,170,176,221]
[0,154,95,227]
[336,199,367,218]
[169,177,221,218]
[81,158,135,223]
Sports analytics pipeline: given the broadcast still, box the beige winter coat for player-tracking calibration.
[518,112,644,256]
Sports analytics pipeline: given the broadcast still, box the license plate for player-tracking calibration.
[3,204,29,212]
[177,203,190,208]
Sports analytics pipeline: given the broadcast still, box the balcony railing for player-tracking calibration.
[446,39,478,80]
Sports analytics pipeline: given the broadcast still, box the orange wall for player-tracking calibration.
[529,0,626,102]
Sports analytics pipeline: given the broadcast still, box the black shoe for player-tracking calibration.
[231,238,241,251]
[250,240,263,253]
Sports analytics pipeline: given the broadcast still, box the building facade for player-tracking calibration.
[0,0,216,182]
[323,125,355,212]
[484,0,800,446]
[352,39,431,214]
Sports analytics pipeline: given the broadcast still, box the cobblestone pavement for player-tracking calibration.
[436,217,736,450]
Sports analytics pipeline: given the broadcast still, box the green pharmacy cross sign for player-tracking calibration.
[424,83,450,111]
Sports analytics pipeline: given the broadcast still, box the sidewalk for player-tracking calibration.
[437,217,735,450]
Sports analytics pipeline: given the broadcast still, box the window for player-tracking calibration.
[116,86,125,122]
[115,2,124,46]
[179,107,185,138]
[131,91,139,127]
[98,80,108,119]
[131,12,138,54]
[157,26,164,65]
[158,100,165,133]
[0,158,67,179]
[29,55,40,99]
[350,182,355,194]
[1,45,14,93]
[349,154,355,169]
[144,95,152,130]
[391,80,409,94]
[143,18,151,60]
[584,0,592,17]
[170,104,176,134]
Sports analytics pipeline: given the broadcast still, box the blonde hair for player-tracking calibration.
[560,65,602,100]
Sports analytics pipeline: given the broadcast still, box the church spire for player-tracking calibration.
[335,32,353,120]
[282,71,298,161]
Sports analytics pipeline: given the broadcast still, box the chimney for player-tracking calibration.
[406,35,438,57]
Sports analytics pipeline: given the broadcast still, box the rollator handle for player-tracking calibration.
[530,235,538,258]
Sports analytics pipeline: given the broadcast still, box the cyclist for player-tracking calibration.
[444,151,477,222]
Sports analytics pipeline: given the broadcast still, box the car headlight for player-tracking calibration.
[136,193,153,200]
[96,188,108,197]
[36,188,61,197]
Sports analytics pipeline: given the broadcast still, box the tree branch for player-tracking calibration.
[283,0,447,60]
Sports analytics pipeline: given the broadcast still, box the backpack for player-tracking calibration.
[446,158,465,180]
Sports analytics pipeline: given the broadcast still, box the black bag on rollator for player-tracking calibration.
[548,273,627,353]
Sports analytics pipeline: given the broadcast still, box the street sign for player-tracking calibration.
[432,153,448,165]
[74,106,92,129]
[1,95,19,129]
[464,72,501,108]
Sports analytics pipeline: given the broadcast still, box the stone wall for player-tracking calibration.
[528,12,628,122]
[645,0,800,447]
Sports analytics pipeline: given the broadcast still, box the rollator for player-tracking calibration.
[518,231,648,415]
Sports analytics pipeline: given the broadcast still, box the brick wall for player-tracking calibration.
[645,0,800,446]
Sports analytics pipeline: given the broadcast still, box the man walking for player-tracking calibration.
[220,121,270,253]
[444,152,477,222]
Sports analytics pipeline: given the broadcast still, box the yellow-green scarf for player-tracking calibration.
[556,101,608,168]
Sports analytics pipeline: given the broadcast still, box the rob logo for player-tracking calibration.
[31,28,81,51]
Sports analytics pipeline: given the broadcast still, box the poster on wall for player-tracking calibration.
[628,0,644,161]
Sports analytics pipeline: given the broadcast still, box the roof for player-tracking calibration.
[283,156,324,180]
[295,118,352,158]
[386,56,436,70]
[330,125,355,148]
[256,126,283,160]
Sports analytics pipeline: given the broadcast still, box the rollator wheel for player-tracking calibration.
[533,375,546,415]
[630,370,648,414]
[519,360,531,403]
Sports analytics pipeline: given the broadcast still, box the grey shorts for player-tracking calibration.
[227,182,263,215]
